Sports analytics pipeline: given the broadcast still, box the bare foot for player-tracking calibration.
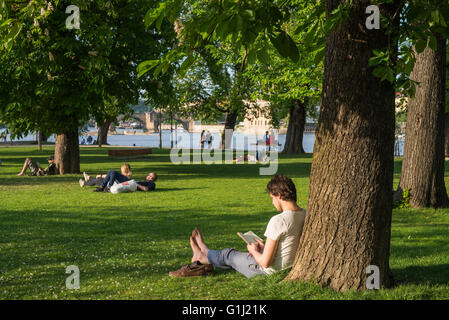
[193,228,209,253]
[17,173,24,176]
[83,172,90,181]
[190,236,203,263]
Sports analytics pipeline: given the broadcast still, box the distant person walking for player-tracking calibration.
[200,130,205,150]
[206,130,213,149]
[264,131,271,152]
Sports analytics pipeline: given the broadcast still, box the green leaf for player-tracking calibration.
[233,15,243,32]
[428,35,437,51]
[256,46,270,65]
[179,54,195,77]
[431,10,440,25]
[153,62,164,78]
[137,60,159,78]
[415,38,427,53]
[240,9,255,21]
[269,31,299,63]
[373,66,385,79]
[247,48,256,65]
[304,20,319,47]
[144,2,166,29]
[313,46,325,65]
[215,16,232,40]
[0,18,13,29]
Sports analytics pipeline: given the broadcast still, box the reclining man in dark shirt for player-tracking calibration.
[136,172,157,192]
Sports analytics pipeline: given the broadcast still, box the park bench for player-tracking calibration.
[107,148,152,158]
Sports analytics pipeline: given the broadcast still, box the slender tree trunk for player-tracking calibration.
[97,118,112,147]
[398,36,448,208]
[283,99,306,154]
[37,131,43,151]
[170,113,173,148]
[159,112,162,149]
[286,0,400,291]
[221,111,238,149]
[54,128,80,174]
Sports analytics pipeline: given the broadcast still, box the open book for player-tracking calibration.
[237,231,263,245]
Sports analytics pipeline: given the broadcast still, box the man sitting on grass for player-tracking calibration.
[17,156,58,176]
[169,175,306,278]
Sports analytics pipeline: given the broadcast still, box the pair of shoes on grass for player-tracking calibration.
[169,261,214,277]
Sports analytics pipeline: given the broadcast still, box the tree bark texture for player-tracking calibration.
[37,131,43,151]
[286,0,400,291]
[398,36,448,208]
[283,99,306,154]
[55,129,80,174]
[444,113,449,156]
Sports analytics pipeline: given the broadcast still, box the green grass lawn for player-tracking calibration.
[0,146,448,300]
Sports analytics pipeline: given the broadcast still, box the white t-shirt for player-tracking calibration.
[262,209,306,274]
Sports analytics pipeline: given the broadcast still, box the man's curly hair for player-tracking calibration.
[266,175,297,202]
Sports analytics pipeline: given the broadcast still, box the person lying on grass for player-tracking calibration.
[17,155,58,176]
[169,175,306,278]
[79,163,132,187]
[87,169,157,193]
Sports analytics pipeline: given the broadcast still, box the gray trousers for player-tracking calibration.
[85,177,105,186]
[207,248,265,278]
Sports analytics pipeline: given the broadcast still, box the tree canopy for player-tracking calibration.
[0,0,176,138]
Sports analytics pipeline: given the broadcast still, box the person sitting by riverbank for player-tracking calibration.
[169,175,306,278]
[80,163,132,188]
[17,156,58,176]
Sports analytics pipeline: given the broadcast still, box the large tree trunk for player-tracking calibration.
[221,110,238,149]
[398,35,448,208]
[444,114,449,156]
[283,99,306,154]
[444,46,449,156]
[286,0,400,291]
[55,129,80,174]
[97,118,112,147]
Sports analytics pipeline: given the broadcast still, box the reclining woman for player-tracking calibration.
[169,175,306,278]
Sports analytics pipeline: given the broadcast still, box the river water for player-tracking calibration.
[0,128,404,155]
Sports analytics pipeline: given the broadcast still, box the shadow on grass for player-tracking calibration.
[0,206,272,273]
[393,264,449,286]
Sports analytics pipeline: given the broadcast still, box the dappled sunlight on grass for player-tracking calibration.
[0,147,448,299]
